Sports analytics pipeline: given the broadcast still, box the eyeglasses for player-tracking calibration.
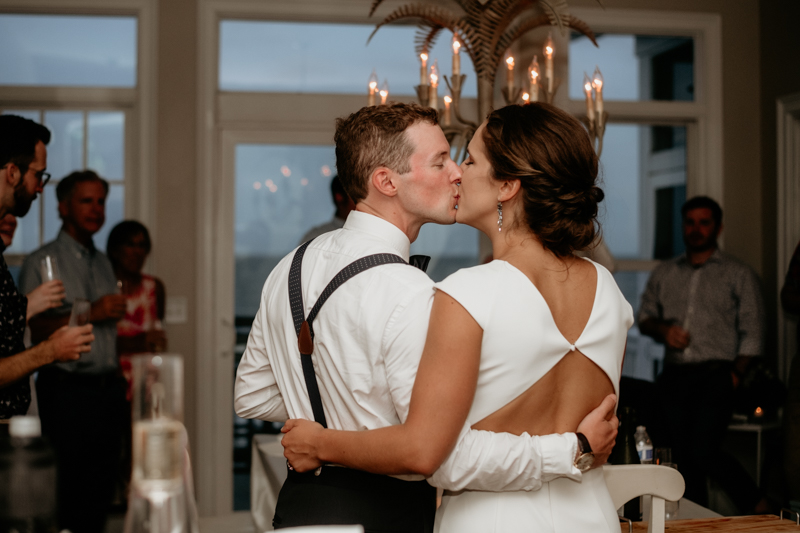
[34,170,51,187]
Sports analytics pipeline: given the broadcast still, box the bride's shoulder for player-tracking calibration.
[435,260,505,292]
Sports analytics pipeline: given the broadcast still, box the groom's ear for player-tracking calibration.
[497,179,521,203]
[371,167,398,198]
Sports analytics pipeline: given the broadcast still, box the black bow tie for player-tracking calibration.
[409,255,431,273]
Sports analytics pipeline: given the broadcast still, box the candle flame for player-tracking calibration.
[522,92,530,102]
[544,32,554,58]
[506,56,515,68]
[755,407,763,415]
[592,66,604,88]
[420,52,428,62]
[430,61,440,87]
[444,95,452,104]
[368,70,379,92]
[452,36,461,54]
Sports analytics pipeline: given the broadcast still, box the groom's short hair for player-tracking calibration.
[334,103,439,203]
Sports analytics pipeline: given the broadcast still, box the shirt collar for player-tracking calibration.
[57,229,96,256]
[343,210,411,261]
[678,248,722,266]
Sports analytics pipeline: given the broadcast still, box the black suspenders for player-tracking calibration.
[288,239,416,428]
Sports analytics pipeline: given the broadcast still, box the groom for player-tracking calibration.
[234,103,618,532]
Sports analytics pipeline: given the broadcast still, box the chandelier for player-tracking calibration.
[365,0,608,158]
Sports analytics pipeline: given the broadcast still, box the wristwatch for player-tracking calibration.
[574,432,595,473]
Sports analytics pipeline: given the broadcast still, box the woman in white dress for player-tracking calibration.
[282,102,633,532]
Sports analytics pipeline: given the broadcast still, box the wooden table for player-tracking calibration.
[621,515,800,532]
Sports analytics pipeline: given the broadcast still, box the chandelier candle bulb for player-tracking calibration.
[420,52,429,86]
[583,73,595,121]
[380,80,389,104]
[592,66,604,117]
[544,32,554,94]
[452,35,461,78]
[444,95,452,125]
[368,70,379,106]
[529,56,540,102]
[505,53,515,93]
[522,92,530,103]
[429,60,439,110]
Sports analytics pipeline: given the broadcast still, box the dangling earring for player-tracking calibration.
[497,202,503,232]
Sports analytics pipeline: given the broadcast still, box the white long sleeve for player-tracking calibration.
[429,424,581,491]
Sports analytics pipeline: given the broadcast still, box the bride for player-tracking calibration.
[281,102,633,532]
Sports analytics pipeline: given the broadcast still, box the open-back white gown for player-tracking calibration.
[432,259,633,533]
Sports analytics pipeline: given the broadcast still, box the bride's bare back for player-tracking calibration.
[472,257,614,436]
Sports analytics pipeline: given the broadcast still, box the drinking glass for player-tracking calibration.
[68,298,91,327]
[40,256,59,282]
[655,447,672,466]
[661,462,680,520]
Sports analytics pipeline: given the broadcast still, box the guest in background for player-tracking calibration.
[298,175,356,244]
[107,220,166,357]
[20,169,126,533]
[781,239,800,505]
[638,195,768,514]
[1,213,67,417]
[0,115,93,420]
[106,219,166,510]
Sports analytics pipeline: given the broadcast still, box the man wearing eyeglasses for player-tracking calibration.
[0,114,94,419]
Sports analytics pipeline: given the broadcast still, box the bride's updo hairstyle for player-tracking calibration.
[482,103,604,258]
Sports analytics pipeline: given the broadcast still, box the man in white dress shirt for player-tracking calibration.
[234,103,617,532]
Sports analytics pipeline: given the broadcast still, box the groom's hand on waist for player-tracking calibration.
[282,418,326,472]
[576,394,618,469]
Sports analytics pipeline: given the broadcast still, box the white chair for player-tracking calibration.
[603,464,686,533]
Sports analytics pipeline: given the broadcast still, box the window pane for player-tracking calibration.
[2,110,40,122]
[220,20,478,97]
[44,111,84,182]
[94,185,125,253]
[235,144,337,318]
[88,112,125,180]
[4,198,40,255]
[0,15,137,87]
[615,270,664,382]
[599,124,687,260]
[410,225,478,282]
[42,184,60,245]
[569,34,693,101]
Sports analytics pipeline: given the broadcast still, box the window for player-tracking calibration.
[219,20,478,97]
[0,13,138,260]
[568,28,703,382]
[569,33,694,102]
[1,109,127,255]
[0,14,137,87]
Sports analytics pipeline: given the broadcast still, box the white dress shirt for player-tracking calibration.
[234,210,580,491]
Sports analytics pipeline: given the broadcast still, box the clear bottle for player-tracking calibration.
[634,425,654,464]
[0,416,57,533]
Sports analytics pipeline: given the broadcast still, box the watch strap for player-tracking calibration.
[576,432,592,454]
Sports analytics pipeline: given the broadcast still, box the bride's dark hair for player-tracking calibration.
[482,102,604,258]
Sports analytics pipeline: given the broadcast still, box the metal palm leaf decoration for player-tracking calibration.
[368,0,600,126]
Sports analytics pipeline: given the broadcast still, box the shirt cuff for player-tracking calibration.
[539,432,581,483]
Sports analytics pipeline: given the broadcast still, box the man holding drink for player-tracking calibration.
[20,169,126,533]
[0,115,94,420]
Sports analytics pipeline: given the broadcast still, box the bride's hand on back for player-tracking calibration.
[576,394,619,468]
[281,419,325,472]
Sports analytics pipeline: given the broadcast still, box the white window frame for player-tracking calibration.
[0,0,158,260]
[197,0,723,515]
